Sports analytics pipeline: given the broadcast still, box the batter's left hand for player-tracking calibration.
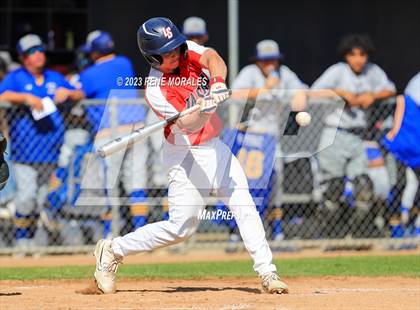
[210,82,231,104]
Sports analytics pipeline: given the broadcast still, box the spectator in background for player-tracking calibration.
[75,30,148,238]
[311,34,396,237]
[0,34,83,251]
[67,44,92,88]
[232,39,307,112]
[45,44,93,245]
[182,17,209,45]
[382,72,420,237]
[221,39,307,246]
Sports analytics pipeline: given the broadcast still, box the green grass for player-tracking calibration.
[0,255,419,281]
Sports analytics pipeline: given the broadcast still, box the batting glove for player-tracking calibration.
[210,77,231,104]
[199,95,218,115]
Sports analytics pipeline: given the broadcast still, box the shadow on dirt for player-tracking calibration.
[0,292,22,296]
[118,286,261,294]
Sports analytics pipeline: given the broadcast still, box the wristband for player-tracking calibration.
[209,76,225,87]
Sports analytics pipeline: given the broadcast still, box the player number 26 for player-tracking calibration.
[237,149,264,179]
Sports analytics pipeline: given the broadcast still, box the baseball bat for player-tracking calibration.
[97,90,232,158]
[96,104,201,158]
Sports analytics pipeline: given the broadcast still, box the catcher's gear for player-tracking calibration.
[0,133,9,191]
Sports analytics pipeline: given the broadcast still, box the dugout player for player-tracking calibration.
[92,17,288,295]
[75,30,149,236]
[311,34,396,234]
[0,34,82,249]
[382,72,420,234]
[182,16,209,45]
[227,39,307,242]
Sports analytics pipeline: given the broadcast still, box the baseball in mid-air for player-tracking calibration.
[295,111,311,127]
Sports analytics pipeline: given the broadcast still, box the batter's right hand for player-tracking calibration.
[25,94,43,111]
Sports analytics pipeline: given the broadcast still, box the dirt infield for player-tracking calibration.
[1,248,418,268]
[1,250,419,309]
[0,277,419,309]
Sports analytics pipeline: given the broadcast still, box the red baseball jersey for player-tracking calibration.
[145,40,222,145]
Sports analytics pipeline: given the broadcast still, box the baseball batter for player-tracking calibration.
[92,17,288,295]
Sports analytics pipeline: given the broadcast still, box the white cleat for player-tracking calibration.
[93,239,122,294]
[261,272,289,294]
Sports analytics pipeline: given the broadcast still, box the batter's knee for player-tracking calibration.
[168,216,199,242]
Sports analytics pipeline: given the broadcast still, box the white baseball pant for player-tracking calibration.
[112,137,277,276]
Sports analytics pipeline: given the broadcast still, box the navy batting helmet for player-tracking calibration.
[137,17,187,68]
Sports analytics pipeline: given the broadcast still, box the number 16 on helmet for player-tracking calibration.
[137,17,187,68]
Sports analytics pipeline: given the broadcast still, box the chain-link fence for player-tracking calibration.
[0,91,418,255]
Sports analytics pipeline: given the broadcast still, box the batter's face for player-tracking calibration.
[159,47,181,73]
[345,48,368,74]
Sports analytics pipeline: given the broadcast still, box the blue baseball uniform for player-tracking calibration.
[382,95,420,169]
[381,73,420,237]
[0,66,74,242]
[215,128,276,230]
[383,73,420,169]
[79,55,146,132]
[0,67,73,163]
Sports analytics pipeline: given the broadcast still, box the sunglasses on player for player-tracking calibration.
[24,46,45,56]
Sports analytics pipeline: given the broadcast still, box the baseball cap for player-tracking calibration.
[85,30,115,54]
[182,17,207,36]
[255,40,283,61]
[16,34,44,55]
